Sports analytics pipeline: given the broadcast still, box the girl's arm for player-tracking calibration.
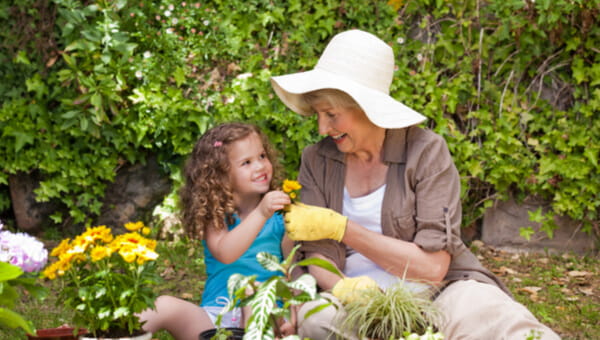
[205,190,291,264]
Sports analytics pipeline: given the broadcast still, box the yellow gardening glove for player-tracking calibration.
[332,276,380,305]
[283,202,348,242]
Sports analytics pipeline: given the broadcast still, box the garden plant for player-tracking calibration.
[42,222,160,338]
[0,0,598,339]
[0,221,48,336]
[0,0,597,241]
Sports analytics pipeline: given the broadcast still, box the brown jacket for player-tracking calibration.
[297,126,510,295]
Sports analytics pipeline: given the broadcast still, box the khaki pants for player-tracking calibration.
[297,281,561,340]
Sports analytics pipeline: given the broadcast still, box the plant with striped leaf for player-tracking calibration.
[219,244,341,340]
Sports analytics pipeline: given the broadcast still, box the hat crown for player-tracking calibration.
[315,30,394,95]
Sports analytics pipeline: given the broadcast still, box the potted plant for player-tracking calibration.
[0,221,49,337]
[339,281,444,340]
[42,222,161,340]
[210,244,341,340]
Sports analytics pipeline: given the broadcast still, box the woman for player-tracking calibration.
[270,30,560,340]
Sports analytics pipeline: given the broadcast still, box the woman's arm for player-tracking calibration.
[305,252,345,290]
[342,221,450,284]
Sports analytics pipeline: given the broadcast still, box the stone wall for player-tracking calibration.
[8,154,172,233]
[481,196,597,254]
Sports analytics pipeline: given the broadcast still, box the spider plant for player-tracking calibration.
[339,282,442,340]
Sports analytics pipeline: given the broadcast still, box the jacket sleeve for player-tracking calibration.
[411,132,465,256]
[295,144,346,270]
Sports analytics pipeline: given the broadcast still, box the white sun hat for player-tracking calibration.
[270,29,426,129]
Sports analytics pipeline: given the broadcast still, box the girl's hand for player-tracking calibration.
[257,190,291,218]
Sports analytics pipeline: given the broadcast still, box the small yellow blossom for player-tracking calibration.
[50,238,71,257]
[282,179,302,203]
[125,221,145,232]
[90,246,112,262]
[282,179,302,193]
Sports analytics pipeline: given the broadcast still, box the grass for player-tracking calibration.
[3,237,598,340]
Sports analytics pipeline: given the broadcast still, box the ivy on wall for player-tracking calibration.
[0,0,598,239]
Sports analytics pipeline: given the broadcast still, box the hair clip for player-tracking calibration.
[213,141,223,147]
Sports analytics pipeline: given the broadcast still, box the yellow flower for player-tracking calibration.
[135,247,159,264]
[118,245,137,263]
[50,238,71,257]
[90,246,111,262]
[42,261,60,280]
[125,221,145,232]
[282,179,302,193]
[42,221,161,335]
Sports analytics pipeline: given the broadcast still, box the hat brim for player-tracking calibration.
[271,68,426,129]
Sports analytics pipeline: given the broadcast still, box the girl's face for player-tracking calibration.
[313,101,380,155]
[227,132,273,199]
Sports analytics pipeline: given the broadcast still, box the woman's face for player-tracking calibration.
[227,132,273,200]
[313,101,379,154]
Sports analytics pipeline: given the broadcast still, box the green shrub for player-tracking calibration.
[0,0,597,240]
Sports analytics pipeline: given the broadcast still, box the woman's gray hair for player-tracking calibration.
[302,89,362,113]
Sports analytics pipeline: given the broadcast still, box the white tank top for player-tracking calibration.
[342,185,431,293]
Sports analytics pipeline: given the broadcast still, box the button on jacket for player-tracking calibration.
[296,126,509,295]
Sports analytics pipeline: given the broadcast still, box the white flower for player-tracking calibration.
[135,70,143,79]
[166,27,174,34]
[203,19,210,26]
[416,53,423,61]
[0,226,48,272]
[169,4,174,10]
[172,18,179,25]
[164,10,172,17]
[143,51,152,59]
[236,72,253,80]
[397,37,405,44]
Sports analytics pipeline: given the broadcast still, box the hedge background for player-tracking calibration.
[0,0,598,240]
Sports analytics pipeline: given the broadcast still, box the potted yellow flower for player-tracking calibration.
[42,222,160,340]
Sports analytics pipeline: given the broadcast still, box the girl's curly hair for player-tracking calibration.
[180,122,283,239]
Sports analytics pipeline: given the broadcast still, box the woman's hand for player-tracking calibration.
[283,202,348,241]
[332,276,379,305]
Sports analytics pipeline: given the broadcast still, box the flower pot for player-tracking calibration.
[79,331,152,340]
[199,327,245,340]
[27,326,88,340]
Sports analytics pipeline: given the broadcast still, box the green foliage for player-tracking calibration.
[0,0,598,240]
[0,262,47,335]
[391,0,599,237]
[340,282,442,339]
[221,245,341,340]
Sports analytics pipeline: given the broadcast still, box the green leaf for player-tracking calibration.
[174,67,186,87]
[292,257,342,278]
[0,307,36,334]
[247,279,278,337]
[519,226,535,241]
[285,274,317,299]
[11,131,35,153]
[256,252,284,273]
[0,263,23,282]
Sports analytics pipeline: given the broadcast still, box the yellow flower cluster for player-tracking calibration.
[43,223,158,280]
[282,179,302,200]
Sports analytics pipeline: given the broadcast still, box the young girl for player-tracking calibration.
[138,123,294,340]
